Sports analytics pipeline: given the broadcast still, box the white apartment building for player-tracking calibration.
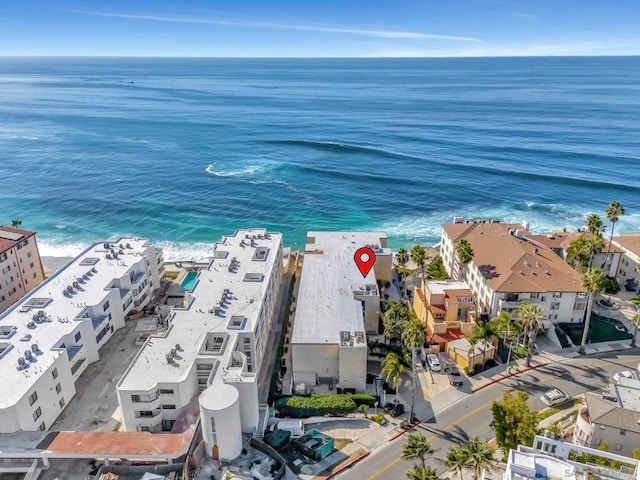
[0,238,163,433]
[613,234,640,291]
[0,226,46,314]
[117,229,283,442]
[441,220,587,326]
[504,435,640,480]
[290,232,392,394]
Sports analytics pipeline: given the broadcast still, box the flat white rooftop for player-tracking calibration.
[292,231,389,345]
[118,229,281,392]
[616,383,640,412]
[0,238,154,408]
[426,280,471,295]
[507,450,576,480]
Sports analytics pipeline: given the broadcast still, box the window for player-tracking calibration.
[32,407,42,421]
[2,265,10,274]
[139,410,154,417]
[74,331,81,342]
[103,301,110,311]
[530,293,540,299]
[0,252,6,262]
[29,262,34,268]
[620,429,626,435]
[552,292,562,298]
[28,391,38,406]
[55,383,62,394]
[38,422,46,431]
[550,302,560,310]
[52,368,58,379]
[162,404,176,410]
[160,388,174,395]
[27,252,32,258]
[59,397,65,408]
[615,443,622,451]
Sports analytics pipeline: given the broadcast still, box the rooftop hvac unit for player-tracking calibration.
[106,254,112,259]
[91,267,97,273]
[166,353,173,364]
[31,343,39,353]
[17,357,26,368]
[126,242,131,248]
[24,349,32,360]
[175,343,182,351]
[171,349,177,357]
[73,281,79,288]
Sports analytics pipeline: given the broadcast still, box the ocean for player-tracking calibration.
[1,56,639,261]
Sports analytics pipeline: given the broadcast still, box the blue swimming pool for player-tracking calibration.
[179,271,198,290]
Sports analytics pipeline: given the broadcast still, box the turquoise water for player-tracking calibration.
[179,271,198,291]
[1,57,639,260]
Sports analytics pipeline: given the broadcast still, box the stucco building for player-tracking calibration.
[290,231,392,394]
[117,229,283,449]
[440,220,587,329]
[612,234,640,291]
[0,238,162,433]
[0,226,46,314]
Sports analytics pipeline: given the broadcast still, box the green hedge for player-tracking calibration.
[347,394,378,407]
[275,394,357,418]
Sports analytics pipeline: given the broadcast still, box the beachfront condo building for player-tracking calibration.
[612,234,640,291]
[117,229,283,451]
[0,238,163,433]
[289,231,392,394]
[440,219,587,331]
[0,226,46,314]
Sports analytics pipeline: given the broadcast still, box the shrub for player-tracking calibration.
[603,276,620,294]
[371,413,386,425]
[275,394,357,418]
[384,402,405,417]
[348,394,378,407]
[464,365,475,376]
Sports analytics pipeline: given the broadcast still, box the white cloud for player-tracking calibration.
[77,11,481,42]
[369,40,638,58]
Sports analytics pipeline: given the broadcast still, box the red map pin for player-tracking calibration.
[354,247,376,278]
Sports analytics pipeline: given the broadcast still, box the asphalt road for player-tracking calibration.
[338,350,640,480]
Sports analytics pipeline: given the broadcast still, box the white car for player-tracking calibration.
[540,388,569,407]
[613,371,636,384]
[426,354,441,372]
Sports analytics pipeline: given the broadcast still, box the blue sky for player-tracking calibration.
[1,0,639,57]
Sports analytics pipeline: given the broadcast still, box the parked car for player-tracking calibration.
[613,371,636,384]
[445,364,464,386]
[426,354,441,372]
[540,388,569,407]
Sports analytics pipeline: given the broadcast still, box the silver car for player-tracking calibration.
[540,388,569,406]
[426,354,441,372]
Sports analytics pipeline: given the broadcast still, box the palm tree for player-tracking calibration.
[405,464,439,480]
[585,234,605,268]
[470,318,498,367]
[445,445,469,480]
[384,300,408,343]
[579,267,606,355]
[493,311,522,374]
[455,238,474,281]
[401,432,434,468]
[517,301,544,367]
[396,248,409,267]
[566,237,589,273]
[463,436,496,480]
[411,245,427,288]
[629,297,640,348]
[603,201,625,269]
[11,218,22,228]
[585,213,605,237]
[381,352,406,403]
[402,316,426,420]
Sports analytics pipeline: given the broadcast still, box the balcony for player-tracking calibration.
[134,409,162,419]
[130,271,145,285]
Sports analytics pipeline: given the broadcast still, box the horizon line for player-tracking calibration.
[1,54,640,59]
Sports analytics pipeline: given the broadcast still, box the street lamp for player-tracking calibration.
[629,297,640,348]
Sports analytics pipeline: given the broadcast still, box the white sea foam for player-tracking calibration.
[0,135,39,141]
[205,162,261,178]
[38,239,215,263]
